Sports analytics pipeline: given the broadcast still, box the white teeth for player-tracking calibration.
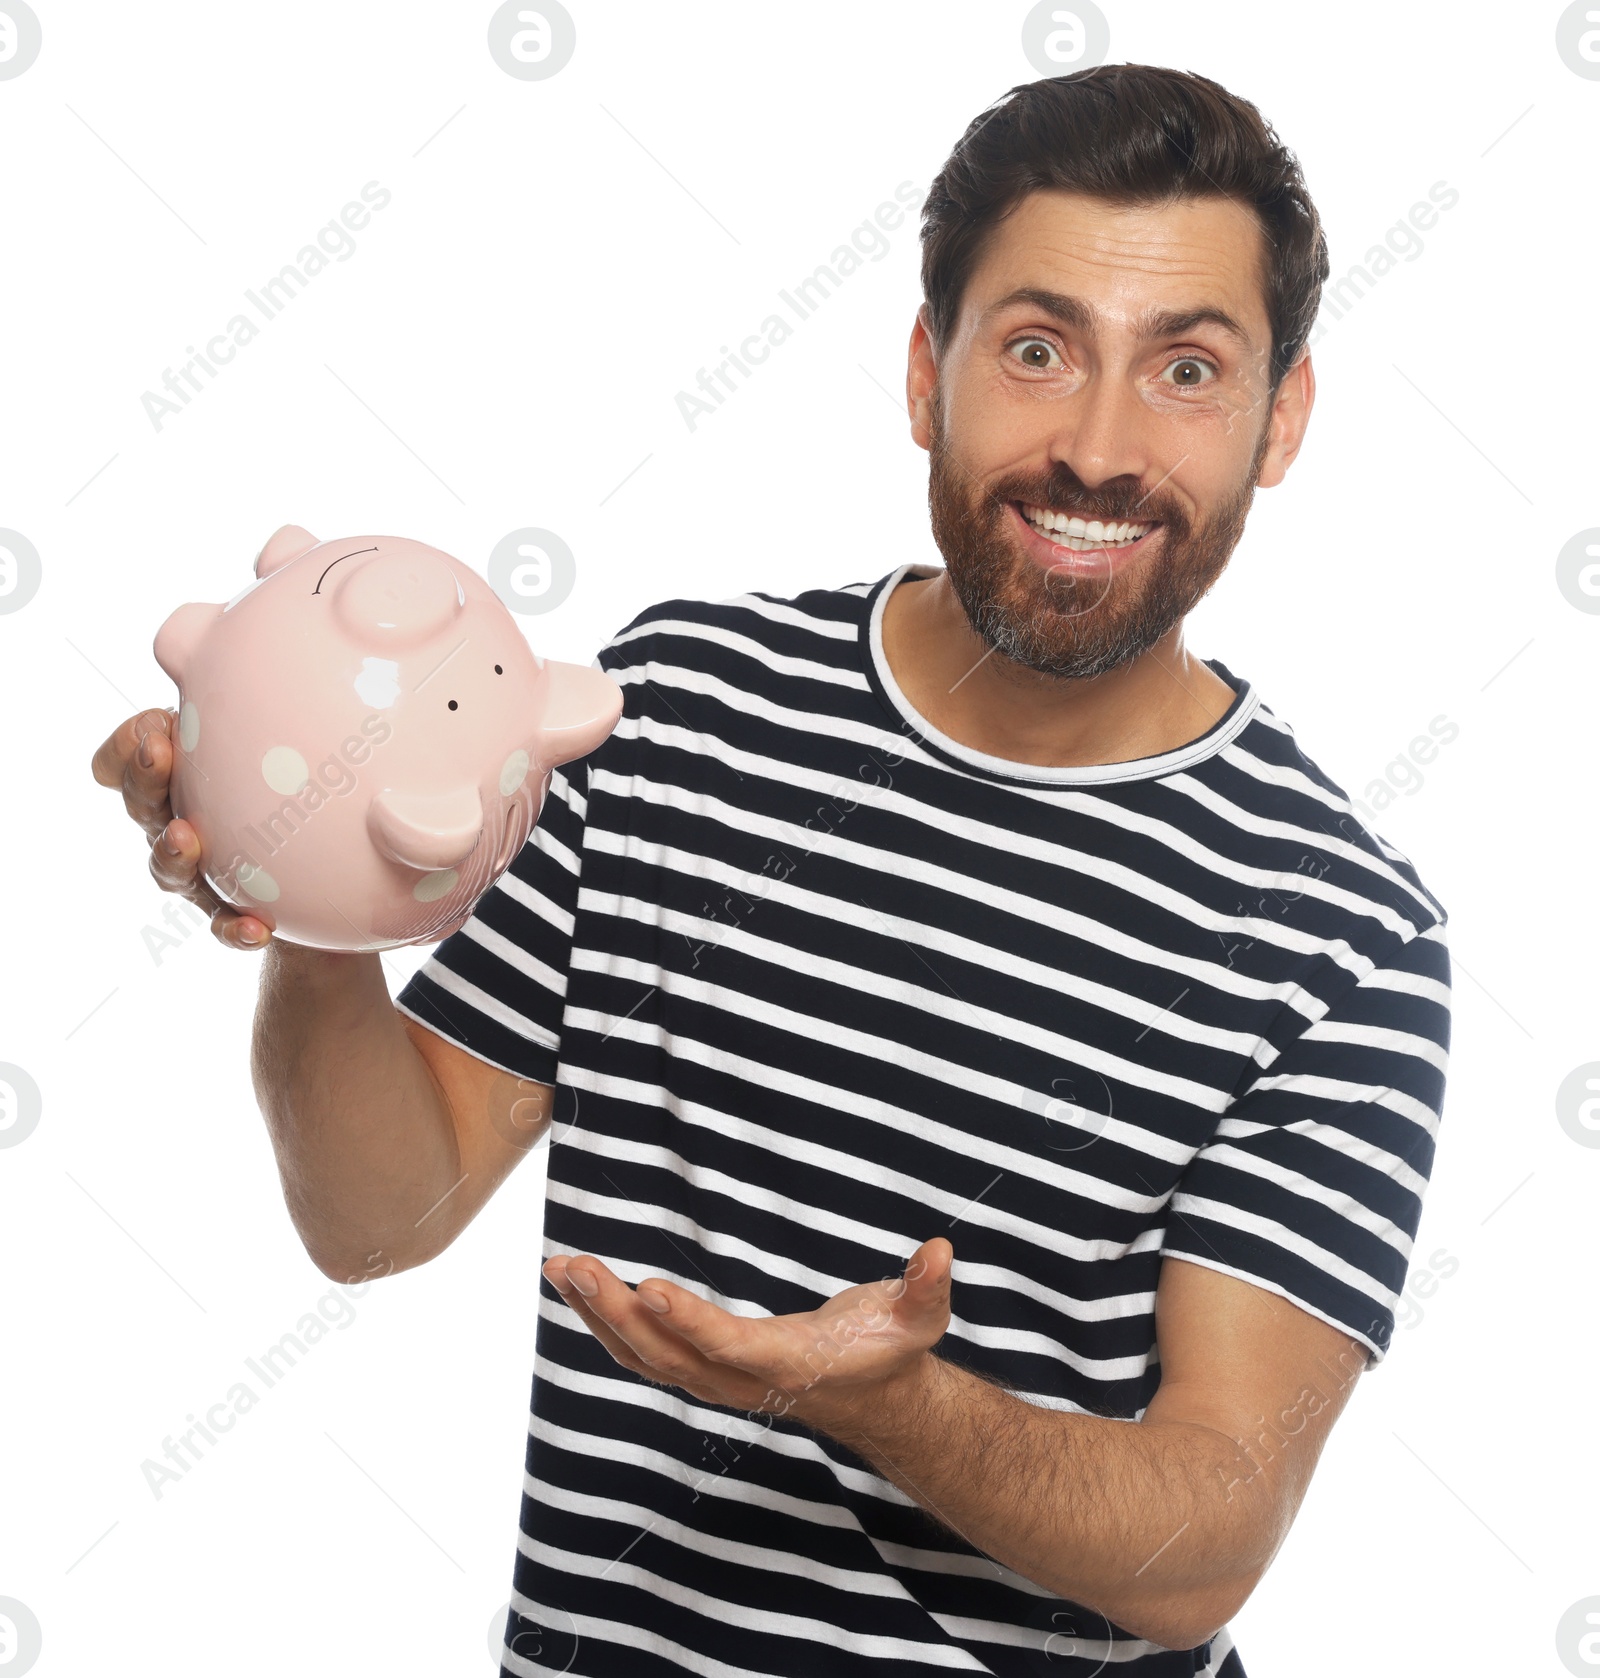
[1021,505,1149,546]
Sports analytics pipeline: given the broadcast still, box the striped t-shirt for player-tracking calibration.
[396,560,1451,1678]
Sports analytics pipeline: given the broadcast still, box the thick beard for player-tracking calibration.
[926,396,1271,681]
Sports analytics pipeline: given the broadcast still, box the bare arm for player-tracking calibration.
[799,1256,1367,1650]
[540,1240,1370,1652]
[93,705,553,1278]
[250,944,552,1277]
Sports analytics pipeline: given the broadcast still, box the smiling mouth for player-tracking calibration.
[1016,502,1156,551]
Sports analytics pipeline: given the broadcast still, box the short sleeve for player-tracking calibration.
[394,752,592,1086]
[1160,918,1451,1366]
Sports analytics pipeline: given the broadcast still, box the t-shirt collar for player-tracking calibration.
[862,561,1261,788]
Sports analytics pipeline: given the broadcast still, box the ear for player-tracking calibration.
[536,662,624,770]
[1254,352,1315,490]
[254,524,320,578]
[153,600,222,685]
[907,304,939,454]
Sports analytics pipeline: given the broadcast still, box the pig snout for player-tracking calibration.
[334,551,461,647]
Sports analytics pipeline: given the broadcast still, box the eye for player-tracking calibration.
[1005,337,1062,371]
[1160,356,1218,389]
[448,700,458,711]
[494,663,503,674]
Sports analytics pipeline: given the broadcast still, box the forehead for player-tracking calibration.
[961,189,1269,342]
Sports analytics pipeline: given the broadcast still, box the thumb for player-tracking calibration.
[891,1237,953,1320]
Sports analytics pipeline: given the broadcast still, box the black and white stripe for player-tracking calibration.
[398,562,1451,1676]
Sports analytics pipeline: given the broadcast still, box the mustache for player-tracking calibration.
[986,475,1182,527]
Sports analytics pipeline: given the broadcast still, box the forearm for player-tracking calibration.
[801,1355,1277,1650]
[250,942,461,1278]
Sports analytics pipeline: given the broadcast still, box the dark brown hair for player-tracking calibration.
[920,65,1328,390]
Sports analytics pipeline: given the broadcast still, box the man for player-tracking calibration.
[96,65,1450,1677]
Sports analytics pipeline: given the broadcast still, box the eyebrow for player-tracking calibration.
[982,286,1255,350]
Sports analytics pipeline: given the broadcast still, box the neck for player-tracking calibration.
[880,568,1237,770]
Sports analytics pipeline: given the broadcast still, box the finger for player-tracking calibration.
[634,1276,762,1369]
[648,1294,834,1408]
[543,1257,674,1382]
[208,904,273,952]
[90,708,169,788]
[548,1256,756,1403]
[117,710,179,838]
[886,1237,954,1328]
[838,1243,953,1368]
[147,818,273,951]
[550,1280,659,1381]
[147,816,203,895]
[551,1256,699,1367]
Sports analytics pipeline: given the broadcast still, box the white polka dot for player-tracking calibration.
[354,656,400,709]
[261,746,309,795]
[236,863,280,902]
[499,749,530,797]
[413,868,459,903]
[179,701,200,751]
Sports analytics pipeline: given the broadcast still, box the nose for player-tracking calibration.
[334,550,461,646]
[1049,367,1157,497]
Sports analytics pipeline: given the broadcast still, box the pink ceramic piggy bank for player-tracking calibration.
[153,524,622,951]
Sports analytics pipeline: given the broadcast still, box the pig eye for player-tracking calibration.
[494,664,503,674]
[448,700,458,711]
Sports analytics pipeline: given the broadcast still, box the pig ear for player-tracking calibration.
[254,524,320,579]
[153,601,222,685]
[536,662,624,770]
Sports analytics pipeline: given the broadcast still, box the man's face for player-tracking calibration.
[917,189,1295,680]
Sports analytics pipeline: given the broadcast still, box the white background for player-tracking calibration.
[2,2,1595,1673]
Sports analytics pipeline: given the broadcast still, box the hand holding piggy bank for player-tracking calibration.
[152,524,622,951]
